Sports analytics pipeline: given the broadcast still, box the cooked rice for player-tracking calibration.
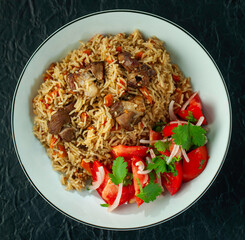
[32,30,192,191]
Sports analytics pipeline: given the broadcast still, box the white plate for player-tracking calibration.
[11,10,232,230]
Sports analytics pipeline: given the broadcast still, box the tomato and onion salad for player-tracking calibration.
[88,92,209,211]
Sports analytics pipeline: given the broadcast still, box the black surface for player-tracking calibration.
[1,0,244,239]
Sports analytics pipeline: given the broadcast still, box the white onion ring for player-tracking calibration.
[196,116,205,126]
[167,144,180,164]
[137,169,152,175]
[149,149,156,159]
[135,161,144,171]
[169,100,178,120]
[140,138,172,144]
[146,156,153,164]
[89,166,105,190]
[156,173,164,192]
[143,174,149,185]
[181,147,190,163]
[169,120,193,125]
[108,183,123,212]
[181,91,198,111]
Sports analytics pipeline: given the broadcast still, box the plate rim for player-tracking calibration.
[11,9,232,231]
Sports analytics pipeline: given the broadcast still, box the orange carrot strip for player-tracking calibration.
[139,86,153,105]
[83,49,91,55]
[80,112,88,122]
[106,55,113,64]
[81,160,92,175]
[50,136,58,149]
[116,46,122,52]
[135,51,144,60]
[104,94,113,107]
[57,145,67,158]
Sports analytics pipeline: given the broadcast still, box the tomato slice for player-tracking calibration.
[162,122,179,137]
[111,145,148,159]
[92,161,110,199]
[161,161,183,195]
[150,129,162,141]
[177,94,207,125]
[102,180,135,206]
[131,156,149,206]
[182,146,209,182]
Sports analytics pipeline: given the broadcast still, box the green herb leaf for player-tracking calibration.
[154,140,170,153]
[136,179,162,203]
[199,159,205,169]
[123,172,133,186]
[109,157,128,185]
[100,203,109,207]
[147,156,167,175]
[186,111,197,123]
[152,122,166,132]
[172,123,206,151]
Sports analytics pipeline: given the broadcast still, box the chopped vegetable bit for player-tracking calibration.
[172,122,206,151]
[100,203,109,207]
[199,159,205,169]
[186,111,197,123]
[109,157,128,185]
[154,140,170,153]
[136,179,162,203]
[123,172,133,186]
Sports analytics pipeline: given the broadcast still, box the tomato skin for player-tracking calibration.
[92,161,110,199]
[177,94,207,125]
[102,180,135,206]
[162,123,179,137]
[131,156,149,206]
[161,161,183,195]
[111,145,148,159]
[150,129,162,141]
[182,146,209,182]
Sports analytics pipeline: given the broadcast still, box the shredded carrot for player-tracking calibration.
[88,126,95,130]
[116,46,122,52]
[104,94,113,107]
[172,74,180,82]
[118,78,126,93]
[50,136,58,149]
[57,145,67,158]
[80,112,88,122]
[39,99,49,109]
[106,55,113,64]
[135,51,144,60]
[140,122,144,128]
[101,120,107,126]
[81,160,92,175]
[139,86,153,105]
[63,70,67,75]
[43,73,52,82]
[83,49,91,55]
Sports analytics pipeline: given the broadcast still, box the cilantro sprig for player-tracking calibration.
[186,111,197,123]
[109,157,128,185]
[152,122,166,132]
[136,178,162,203]
[172,122,206,151]
[154,140,170,153]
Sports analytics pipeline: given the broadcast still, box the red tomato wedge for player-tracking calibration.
[150,129,162,141]
[182,146,209,182]
[92,161,110,199]
[131,156,149,206]
[162,122,179,137]
[177,94,207,125]
[102,180,135,206]
[111,145,148,159]
[161,161,183,195]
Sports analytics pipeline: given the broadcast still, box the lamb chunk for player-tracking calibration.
[48,103,74,135]
[115,111,136,131]
[118,52,139,72]
[109,101,124,118]
[59,127,75,142]
[127,64,156,88]
[86,61,104,80]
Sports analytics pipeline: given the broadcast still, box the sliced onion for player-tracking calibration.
[146,156,153,164]
[137,169,152,175]
[181,147,190,163]
[169,120,193,125]
[108,183,123,212]
[169,100,178,120]
[140,138,172,144]
[89,166,105,190]
[167,144,180,164]
[149,149,156,159]
[156,173,164,192]
[135,161,144,171]
[181,91,198,111]
[143,174,149,184]
[196,116,205,126]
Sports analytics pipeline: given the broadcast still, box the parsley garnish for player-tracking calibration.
[136,178,162,203]
[172,122,206,151]
[199,160,205,169]
[154,140,170,153]
[152,122,166,132]
[100,203,109,207]
[147,156,167,175]
[186,111,197,123]
[109,157,128,185]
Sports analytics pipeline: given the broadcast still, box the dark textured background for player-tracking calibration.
[1,0,244,239]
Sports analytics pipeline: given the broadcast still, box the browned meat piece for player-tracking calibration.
[109,101,124,118]
[86,61,104,80]
[48,103,75,135]
[59,127,75,142]
[115,111,137,131]
[109,96,146,131]
[118,52,139,72]
[127,64,156,88]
